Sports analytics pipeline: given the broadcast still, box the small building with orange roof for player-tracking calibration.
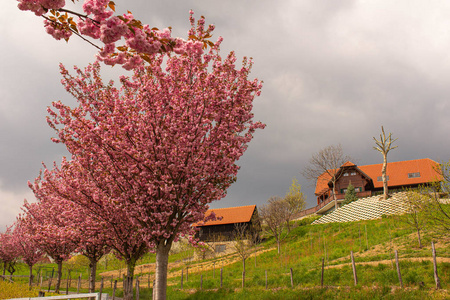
[194,205,261,242]
[314,158,442,214]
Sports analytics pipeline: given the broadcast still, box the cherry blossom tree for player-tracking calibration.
[0,226,20,278]
[17,0,214,70]
[20,191,79,293]
[13,219,43,287]
[31,162,149,299]
[77,225,111,293]
[44,14,264,299]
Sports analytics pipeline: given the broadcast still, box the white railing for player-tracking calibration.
[9,292,108,300]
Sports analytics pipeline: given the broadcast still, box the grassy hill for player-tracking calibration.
[4,209,450,299]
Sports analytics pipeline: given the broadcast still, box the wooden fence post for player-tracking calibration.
[265,270,268,289]
[395,250,403,288]
[359,227,362,252]
[432,241,441,289]
[321,257,325,287]
[365,225,368,250]
[112,280,117,300]
[200,274,203,290]
[48,268,54,292]
[136,277,140,300]
[181,269,183,289]
[99,277,104,299]
[351,251,358,286]
[220,268,223,289]
[152,280,156,300]
[290,268,294,288]
[77,274,81,294]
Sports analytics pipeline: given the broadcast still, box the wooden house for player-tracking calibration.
[194,205,261,242]
[314,158,442,214]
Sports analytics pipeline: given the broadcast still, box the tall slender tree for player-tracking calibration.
[373,126,398,199]
[43,14,263,300]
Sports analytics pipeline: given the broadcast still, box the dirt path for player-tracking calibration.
[325,256,450,269]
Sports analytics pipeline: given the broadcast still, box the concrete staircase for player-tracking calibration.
[312,192,409,225]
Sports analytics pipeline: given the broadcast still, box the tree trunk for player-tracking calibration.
[286,221,291,233]
[55,260,63,293]
[417,228,422,249]
[382,155,388,199]
[28,264,34,287]
[123,259,136,300]
[242,258,246,274]
[276,237,281,255]
[88,258,97,293]
[154,240,172,300]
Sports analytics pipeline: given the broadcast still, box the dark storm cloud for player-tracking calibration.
[2,0,450,229]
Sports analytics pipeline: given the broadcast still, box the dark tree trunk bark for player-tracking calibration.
[55,260,63,293]
[28,264,34,287]
[123,259,136,300]
[88,258,97,293]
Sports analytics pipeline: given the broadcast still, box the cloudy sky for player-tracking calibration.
[2,0,450,230]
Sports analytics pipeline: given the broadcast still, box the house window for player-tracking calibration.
[351,171,357,176]
[377,176,389,181]
[343,172,349,176]
[215,244,226,253]
[355,187,361,192]
[408,172,421,178]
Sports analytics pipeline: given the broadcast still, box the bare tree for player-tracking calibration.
[232,223,253,274]
[373,126,398,199]
[398,189,428,248]
[425,161,450,234]
[303,144,349,210]
[283,177,306,232]
[259,196,289,255]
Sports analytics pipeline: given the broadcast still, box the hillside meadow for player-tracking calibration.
[2,213,450,299]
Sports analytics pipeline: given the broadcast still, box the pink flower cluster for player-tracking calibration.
[17,0,222,70]
[99,16,128,44]
[44,19,72,40]
[18,0,65,16]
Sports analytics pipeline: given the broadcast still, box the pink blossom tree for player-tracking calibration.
[13,219,43,287]
[34,161,149,299]
[0,226,20,278]
[21,192,79,293]
[44,14,264,299]
[17,1,214,70]
[77,225,111,293]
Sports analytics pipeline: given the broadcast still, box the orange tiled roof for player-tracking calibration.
[341,161,356,167]
[315,158,441,195]
[195,205,256,227]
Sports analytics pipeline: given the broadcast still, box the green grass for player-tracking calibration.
[4,213,450,299]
